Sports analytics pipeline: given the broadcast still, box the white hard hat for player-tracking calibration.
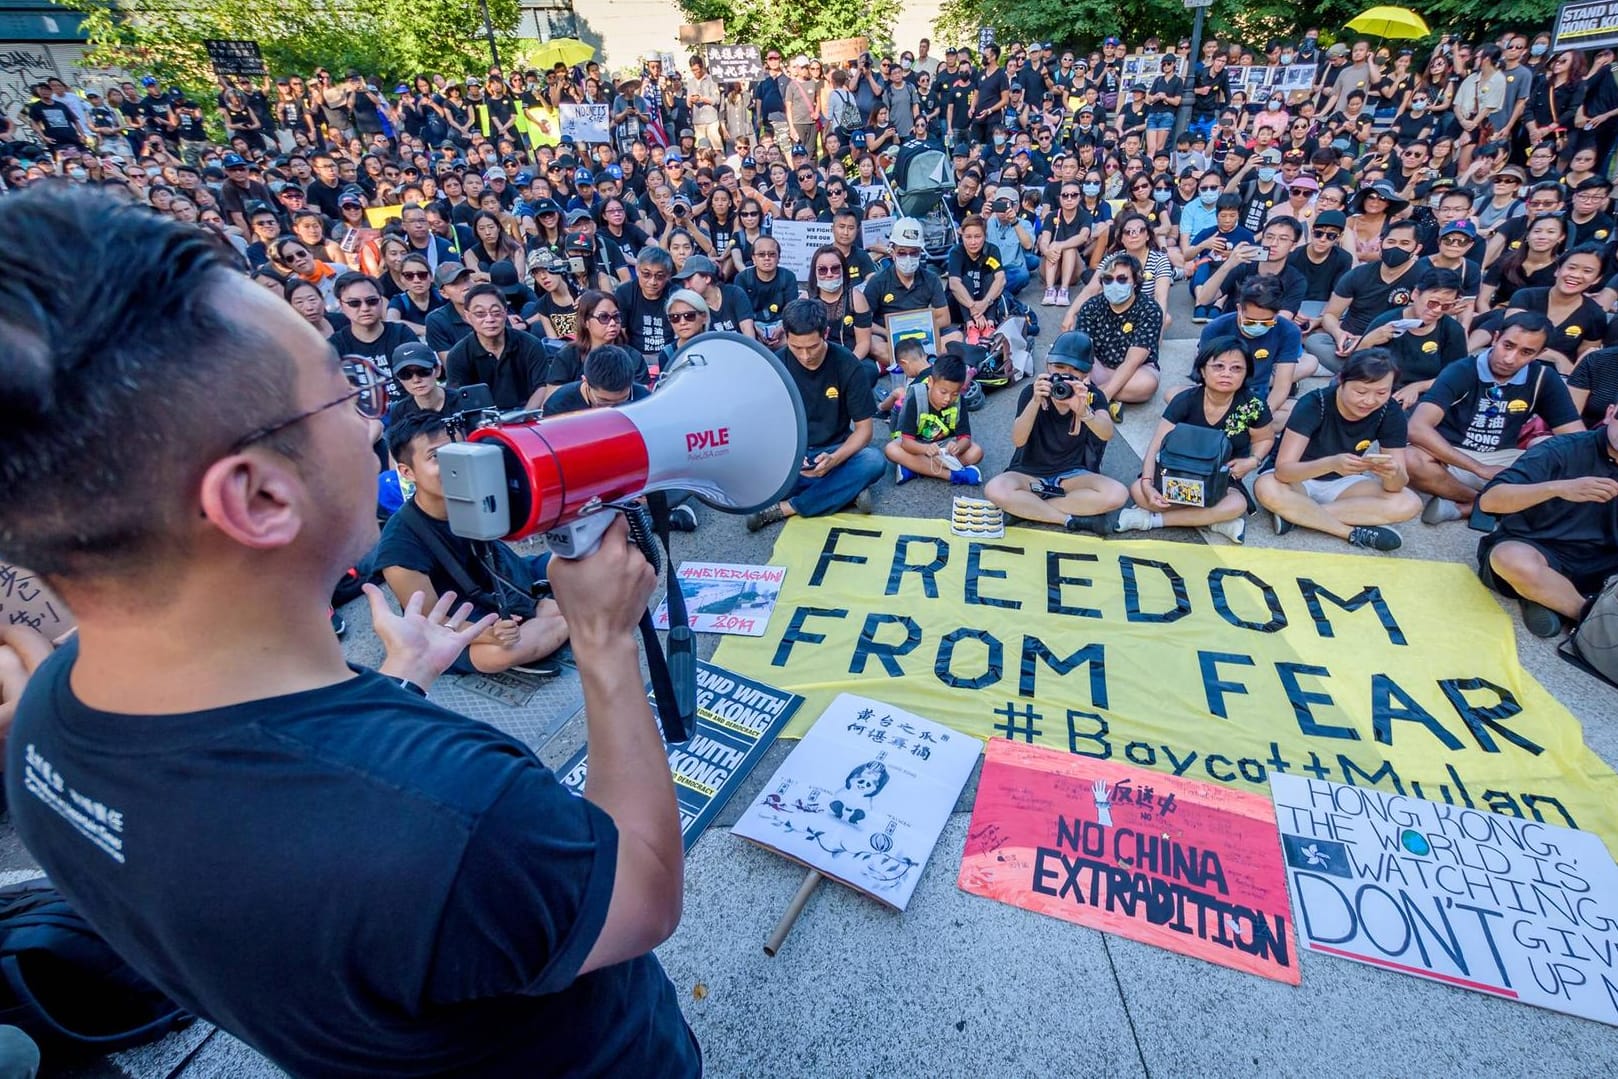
[890,217,925,247]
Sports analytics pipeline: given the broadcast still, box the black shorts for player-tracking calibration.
[1476,533,1618,598]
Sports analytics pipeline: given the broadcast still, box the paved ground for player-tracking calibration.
[28,282,1618,1077]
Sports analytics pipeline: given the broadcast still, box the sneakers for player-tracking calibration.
[746,504,785,532]
[329,607,346,638]
[1208,516,1247,544]
[1520,600,1565,639]
[1056,287,1070,306]
[511,659,562,678]
[668,504,698,532]
[853,488,875,514]
[1347,525,1403,551]
[1113,506,1156,532]
[1064,512,1110,536]
[1107,401,1124,422]
[1421,497,1464,525]
[949,465,983,485]
[895,463,917,485]
[1272,512,1295,536]
[1192,305,1210,325]
[1042,286,1058,306]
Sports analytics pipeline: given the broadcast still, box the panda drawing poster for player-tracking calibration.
[731,693,981,911]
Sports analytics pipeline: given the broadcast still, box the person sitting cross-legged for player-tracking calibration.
[884,351,985,486]
[746,299,886,531]
[1406,312,1583,525]
[1254,348,1423,551]
[377,412,569,675]
[1475,419,1618,637]
[1116,334,1274,545]
[984,330,1128,536]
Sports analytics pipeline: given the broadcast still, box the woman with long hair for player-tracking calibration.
[1081,211,1174,316]
[548,289,630,389]
[283,277,345,336]
[1476,213,1567,315]
[1531,50,1589,160]
[1497,242,1606,374]
[464,209,523,272]
[807,245,872,361]
[522,249,580,340]
[384,252,442,334]
[599,196,651,263]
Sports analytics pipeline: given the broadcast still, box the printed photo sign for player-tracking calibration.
[653,561,786,637]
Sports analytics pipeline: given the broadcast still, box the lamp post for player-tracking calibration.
[478,0,502,71]
[1174,0,1213,141]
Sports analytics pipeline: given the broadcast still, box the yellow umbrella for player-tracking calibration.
[529,37,595,70]
[1344,6,1431,40]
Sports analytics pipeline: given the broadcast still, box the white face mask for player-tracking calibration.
[816,275,842,293]
[68,168,87,181]
[894,254,921,275]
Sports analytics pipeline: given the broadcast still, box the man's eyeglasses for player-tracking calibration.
[342,295,383,309]
[229,355,387,453]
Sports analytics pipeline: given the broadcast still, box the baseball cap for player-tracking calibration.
[740,156,757,168]
[338,190,364,207]
[665,151,684,164]
[1314,210,1348,231]
[487,260,526,299]
[1258,148,1282,165]
[790,144,808,157]
[391,341,438,376]
[1440,219,1479,240]
[221,152,247,168]
[1327,43,1349,58]
[1104,36,1120,46]
[530,197,561,217]
[674,254,720,280]
[565,208,593,225]
[434,262,473,288]
[527,248,566,273]
[574,167,594,184]
[513,170,533,186]
[484,167,506,182]
[141,76,158,87]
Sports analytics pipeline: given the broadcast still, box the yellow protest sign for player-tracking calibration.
[714,515,1618,854]
[525,105,561,147]
[364,205,402,229]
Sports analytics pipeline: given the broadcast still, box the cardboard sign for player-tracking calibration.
[0,563,72,639]
[560,663,800,851]
[820,38,868,65]
[1555,0,1618,52]
[705,44,763,83]
[653,561,786,636]
[961,741,1299,983]
[732,693,979,910]
[1273,775,1618,1025]
[767,218,834,280]
[559,103,609,144]
[679,19,726,46]
[204,39,265,77]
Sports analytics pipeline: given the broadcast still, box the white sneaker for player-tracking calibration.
[1114,505,1155,532]
[1056,287,1071,306]
[1208,516,1246,544]
[1042,286,1058,306]
[1421,497,1463,525]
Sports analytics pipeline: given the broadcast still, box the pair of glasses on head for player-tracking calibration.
[229,354,389,453]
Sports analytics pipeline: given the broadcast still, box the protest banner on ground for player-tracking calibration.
[705,44,763,83]
[653,561,786,636]
[1554,0,1618,51]
[732,693,979,910]
[559,103,609,144]
[559,663,801,851]
[769,218,834,280]
[204,39,265,77]
[1273,775,1618,1024]
[0,562,72,639]
[962,741,1298,983]
[712,516,1618,855]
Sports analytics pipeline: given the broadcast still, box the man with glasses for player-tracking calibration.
[735,236,796,348]
[1566,177,1614,247]
[615,245,676,365]
[0,188,699,1077]
[1287,209,1353,340]
[329,273,420,393]
[1484,181,1565,265]
[443,282,549,410]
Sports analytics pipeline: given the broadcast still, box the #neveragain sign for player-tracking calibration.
[1272,775,1618,1025]
[959,740,1299,983]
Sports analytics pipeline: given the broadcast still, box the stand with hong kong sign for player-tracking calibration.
[1554,0,1618,52]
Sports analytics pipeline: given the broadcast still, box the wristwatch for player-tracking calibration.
[395,678,427,698]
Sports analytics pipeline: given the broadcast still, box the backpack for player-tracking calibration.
[832,89,861,133]
[0,879,191,1058]
[1562,575,1618,689]
[1156,424,1232,508]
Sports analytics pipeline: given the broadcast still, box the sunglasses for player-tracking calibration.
[1314,229,1342,240]
[401,270,430,280]
[669,310,704,324]
[341,296,383,308]
[1102,275,1132,285]
[591,310,622,323]
[1060,191,1080,199]
[397,367,435,379]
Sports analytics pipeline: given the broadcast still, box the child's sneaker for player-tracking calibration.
[895,463,916,485]
[949,465,982,485]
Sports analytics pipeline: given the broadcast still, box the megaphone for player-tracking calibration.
[437,331,808,556]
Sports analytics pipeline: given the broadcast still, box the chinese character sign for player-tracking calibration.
[0,562,72,639]
[204,39,266,77]
[705,45,763,83]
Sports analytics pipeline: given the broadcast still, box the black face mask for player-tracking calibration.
[1381,246,1413,268]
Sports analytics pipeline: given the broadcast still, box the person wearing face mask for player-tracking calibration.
[1305,219,1423,371]
[1196,274,1304,424]
[1117,334,1273,544]
[864,217,959,363]
[1392,91,1437,143]
[1073,252,1162,408]
[806,245,874,363]
[1358,267,1471,409]
[1224,148,1284,234]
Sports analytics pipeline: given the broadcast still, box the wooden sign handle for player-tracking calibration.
[763,869,823,956]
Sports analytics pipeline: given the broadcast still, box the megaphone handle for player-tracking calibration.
[543,512,618,560]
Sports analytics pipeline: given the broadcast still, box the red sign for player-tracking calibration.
[959,740,1300,984]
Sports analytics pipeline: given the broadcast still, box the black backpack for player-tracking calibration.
[0,879,191,1058]
[1156,424,1232,508]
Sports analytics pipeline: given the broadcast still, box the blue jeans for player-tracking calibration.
[789,442,886,517]
[1003,260,1031,294]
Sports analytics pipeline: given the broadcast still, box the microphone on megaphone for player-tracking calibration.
[435,332,809,744]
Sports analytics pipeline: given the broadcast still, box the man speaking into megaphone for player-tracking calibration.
[0,189,702,1076]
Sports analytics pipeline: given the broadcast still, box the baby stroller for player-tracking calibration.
[891,147,958,267]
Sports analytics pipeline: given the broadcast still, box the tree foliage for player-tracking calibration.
[675,0,896,61]
[72,0,522,99]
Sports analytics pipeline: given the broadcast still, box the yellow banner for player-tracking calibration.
[524,105,561,147]
[714,515,1618,854]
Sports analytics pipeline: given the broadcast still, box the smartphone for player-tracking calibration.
[1363,453,1393,464]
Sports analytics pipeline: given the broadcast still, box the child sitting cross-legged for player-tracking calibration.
[884,351,985,485]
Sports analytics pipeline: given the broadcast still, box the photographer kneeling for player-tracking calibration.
[0,188,698,1077]
[379,412,570,677]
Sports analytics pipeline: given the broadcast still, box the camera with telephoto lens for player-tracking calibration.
[1048,372,1079,400]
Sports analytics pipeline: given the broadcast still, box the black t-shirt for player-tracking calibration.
[1483,257,1559,308]
[6,643,700,1079]
[973,68,1010,119]
[1009,380,1112,475]
[1419,356,1579,453]
[779,342,875,446]
[735,267,799,324]
[1569,347,1618,425]
[614,281,673,362]
[26,100,81,145]
[1505,288,1607,361]
[329,323,421,393]
[862,265,947,324]
[520,292,577,340]
[542,381,651,416]
[1286,386,1409,479]
[1219,262,1307,313]
[1042,208,1093,245]
[1332,259,1427,335]
[1482,429,1618,548]
[1366,310,1469,388]
[1147,75,1184,117]
[1162,386,1272,461]
[1287,246,1354,303]
[425,305,474,355]
[443,329,550,410]
[705,284,756,334]
[946,244,1003,303]
[544,344,650,388]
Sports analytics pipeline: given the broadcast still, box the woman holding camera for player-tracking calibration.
[1115,335,1272,544]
